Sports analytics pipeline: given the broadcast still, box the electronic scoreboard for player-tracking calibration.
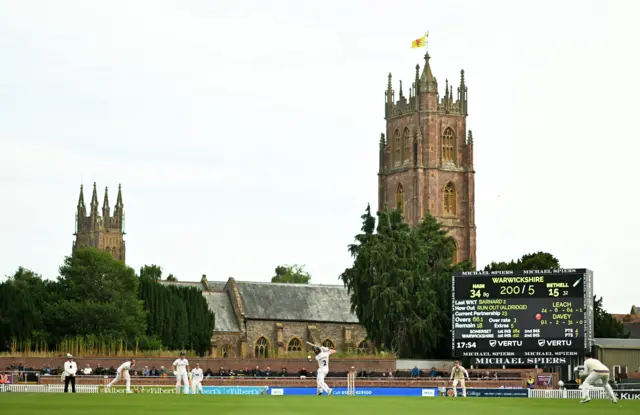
[452,269,594,365]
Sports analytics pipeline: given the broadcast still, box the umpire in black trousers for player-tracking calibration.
[63,353,77,393]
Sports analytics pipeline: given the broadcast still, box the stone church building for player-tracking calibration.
[378,51,476,266]
[161,276,368,358]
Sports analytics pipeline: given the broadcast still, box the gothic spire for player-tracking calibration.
[77,185,85,209]
[90,182,99,216]
[420,52,435,89]
[102,186,110,217]
[115,184,123,209]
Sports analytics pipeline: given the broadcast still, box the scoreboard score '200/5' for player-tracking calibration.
[452,269,594,364]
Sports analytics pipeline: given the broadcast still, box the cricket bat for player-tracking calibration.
[305,341,320,348]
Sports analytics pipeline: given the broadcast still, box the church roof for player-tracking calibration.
[203,292,240,332]
[235,281,359,324]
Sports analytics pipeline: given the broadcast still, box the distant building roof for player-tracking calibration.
[235,281,358,323]
[203,292,240,332]
[595,338,640,348]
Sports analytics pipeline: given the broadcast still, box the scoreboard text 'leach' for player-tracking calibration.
[451,269,595,365]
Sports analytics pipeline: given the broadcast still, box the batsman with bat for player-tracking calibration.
[306,341,336,396]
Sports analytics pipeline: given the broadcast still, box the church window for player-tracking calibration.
[255,337,269,358]
[395,184,404,212]
[393,130,401,165]
[357,341,370,354]
[287,337,302,352]
[402,128,410,162]
[220,344,229,358]
[442,127,455,163]
[321,339,335,349]
[443,182,457,216]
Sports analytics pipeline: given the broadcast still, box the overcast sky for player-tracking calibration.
[0,0,638,313]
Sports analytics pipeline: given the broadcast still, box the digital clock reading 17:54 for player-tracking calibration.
[455,342,477,349]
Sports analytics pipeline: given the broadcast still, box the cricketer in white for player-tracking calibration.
[190,363,204,394]
[314,346,336,396]
[576,352,617,404]
[173,352,191,394]
[450,361,470,397]
[106,359,136,393]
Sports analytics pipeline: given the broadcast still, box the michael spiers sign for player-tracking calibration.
[473,357,568,365]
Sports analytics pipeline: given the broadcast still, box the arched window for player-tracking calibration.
[219,344,229,358]
[287,338,302,352]
[442,127,455,163]
[396,184,404,212]
[393,130,401,165]
[321,339,335,349]
[255,337,269,358]
[357,341,370,354]
[402,128,410,162]
[443,182,457,216]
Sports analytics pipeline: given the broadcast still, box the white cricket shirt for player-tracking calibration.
[191,368,203,381]
[451,366,469,380]
[117,361,132,372]
[584,358,609,373]
[173,358,189,375]
[63,361,77,376]
[316,349,330,371]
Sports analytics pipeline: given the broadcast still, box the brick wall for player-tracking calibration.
[245,320,367,358]
[0,357,395,373]
[211,332,244,357]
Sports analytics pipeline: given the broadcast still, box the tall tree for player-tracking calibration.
[139,265,163,281]
[45,248,147,345]
[138,278,215,355]
[594,296,630,338]
[340,204,471,358]
[271,264,311,284]
[0,268,51,351]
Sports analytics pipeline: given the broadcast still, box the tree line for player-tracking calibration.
[0,207,628,360]
[0,249,215,356]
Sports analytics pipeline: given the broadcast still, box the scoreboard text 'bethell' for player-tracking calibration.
[451,269,595,366]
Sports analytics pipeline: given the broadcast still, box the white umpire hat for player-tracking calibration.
[67,353,73,358]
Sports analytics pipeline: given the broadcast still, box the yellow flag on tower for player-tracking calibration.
[411,32,428,48]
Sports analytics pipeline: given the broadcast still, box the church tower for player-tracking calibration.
[73,183,126,262]
[378,50,476,266]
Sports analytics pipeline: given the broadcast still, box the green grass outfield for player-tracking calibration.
[0,394,638,415]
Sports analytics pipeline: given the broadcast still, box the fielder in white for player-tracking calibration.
[190,363,204,394]
[450,361,470,397]
[106,359,136,393]
[173,352,190,394]
[577,352,617,404]
[313,345,336,396]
